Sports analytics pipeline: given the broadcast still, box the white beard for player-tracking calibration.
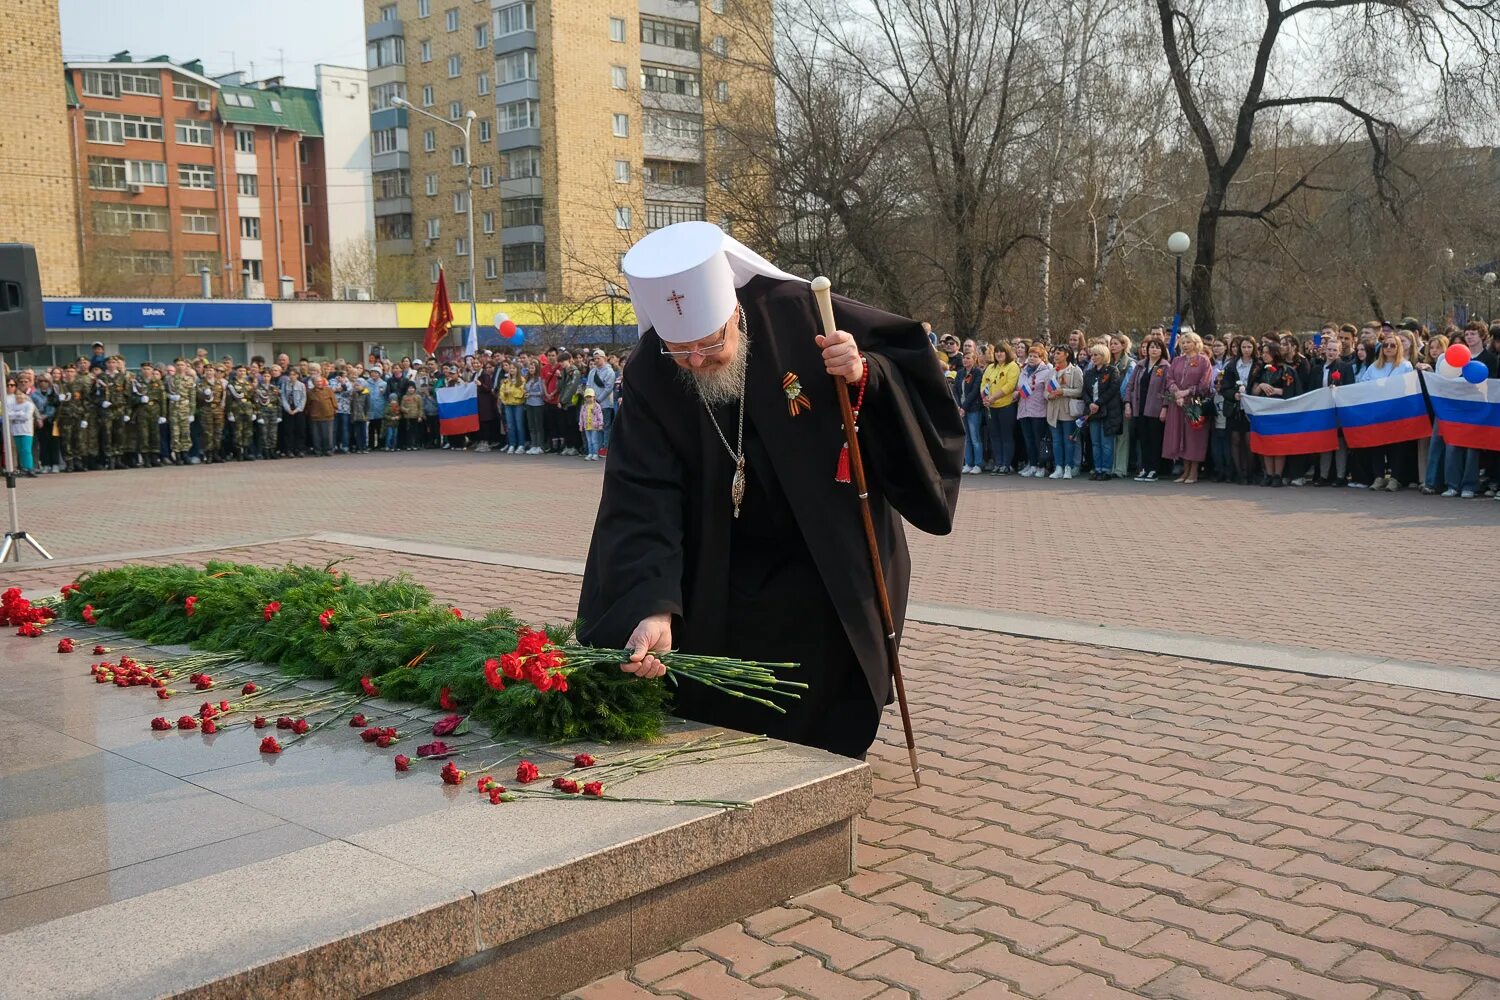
[677,334,750,407]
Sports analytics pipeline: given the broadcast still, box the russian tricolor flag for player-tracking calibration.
[1241,387,1337,455]
[436,382,480,436]
[1423,371,1500,450]
[1334,371,1430,448]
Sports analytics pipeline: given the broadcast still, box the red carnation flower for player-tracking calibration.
[202,719,218,735]
[574,753,596,768]
[500,652,524,681]
[360,726,382,743]
[219,699,230,712]
[150,717,171,731]
[477,775,495,792]
[262,601,281,622]
[241,682,257,695]
[432,714,464,737]
[276,716,293,730]
[416,740,451,758]
[199,702,216,719]
[583,781,604,797]
[184,595,199,617]
[488,788,506,804]
[552,777,580,794]
[57,638,75,653]
[516,760,540,784]
[359,676,379,697]
[450,607,463,619]
[440,761,464,785]
[439,687,457,710]
[82,605,97,625]
[92,644,107,655]
[483,658,506,691]
[291,718,311,735]
[60,583,80,597]
[394,754,411,772]
[375,732,396,748]
[17,623,42,638]
[176,715,198,730]
[516,627,547,656]
[253,716,267,728]
[156,688,172,700]
[259,736,282,754]
[318,609,335,631]
[350,713,367,727]
[194,676,213,691]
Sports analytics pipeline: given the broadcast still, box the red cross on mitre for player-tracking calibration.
[666,290,686,315]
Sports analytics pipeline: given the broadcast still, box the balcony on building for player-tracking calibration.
[366,18,404,42]
[639,0,699,23]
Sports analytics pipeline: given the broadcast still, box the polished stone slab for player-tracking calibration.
[0,623,868,999]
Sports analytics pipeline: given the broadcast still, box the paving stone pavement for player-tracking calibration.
[8,540,1499,1000]
[10,450,1500,669]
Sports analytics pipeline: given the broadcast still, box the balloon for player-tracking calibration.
[499,318,517,337]
[1436,358,1461,379]
[493,312,510,331]
[1463,360,1488,384]
[1445,343,1472,369]
[507,328,525,348]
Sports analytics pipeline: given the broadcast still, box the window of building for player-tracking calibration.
[710,0,724,12]
[478,119,491,142]
[484,256,498,279]
[448,53,461,77]
[367,36,405,68]
[495,1,534,35]
[482,210,495,234]
[503,242,544,272]
[380,4,397,20]
[104,250,172,275]
[451,145,465,165]
[711,35,728,56]
[93,203,168,233]
[304,224,313,245]
[371,81,407,110]
[425,172,438,195]
[611,65,627,89]
[479,164,494,186]
[82,70,118,98]
[175,118,212,145]
[183,250,220,275]
[455,237,468,256]
[245,259,264,281]
[234,128,255,154]
[237,172,259,196]
[426,218,441,240]
[643,160,702,186]
[501,197,543,228]
[431,261,441,283]
[423,128,437,151]
[609,16,626,41]
[499,99,539,131]
[222,92,255,108]
[477,71,490,95]
[640,16,698,50]
[642,65,700,97]
[376,169,410,199]
[453,191,468,213]
[126,160,167,186]
[500,147,540,178]
[87,156,126,190]
[172,80,208,102]
[498,49,537,84]
[450,100,463,120]
[421,85,435,107]
[372,127,401,154]
[182,208,218,233]
[716,80,729,102]
[420,40,432,62]
[457,279,470,299]
[419,0,430,15]
[614,159,630,183]
[615,206,632,230]
[117,71,161,96]
[645,201,705,230]
[298,142,309,164]
[475,23,489,48]
[240,216,262,239]
[612,113,629,137]
[446,7,460,30]
[377,213,413,240]
[85,111,163,144]
[178,163,216,189]
[643,110,702,141]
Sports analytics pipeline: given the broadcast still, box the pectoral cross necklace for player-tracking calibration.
[702,310,750,518]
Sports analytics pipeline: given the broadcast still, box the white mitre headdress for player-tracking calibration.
[622,221,805,344]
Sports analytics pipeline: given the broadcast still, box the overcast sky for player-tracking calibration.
[60,0,365,87]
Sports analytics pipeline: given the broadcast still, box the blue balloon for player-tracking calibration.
[501,327,525,348]
[1463,360,1488,384]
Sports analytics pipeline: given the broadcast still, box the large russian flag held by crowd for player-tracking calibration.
[436,382,480,436]
[1240,387,1337,455]
[1332,371,1430,447]
[1423,371,1500,449]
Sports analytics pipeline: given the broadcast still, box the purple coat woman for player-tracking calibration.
[1162,333,1215,464]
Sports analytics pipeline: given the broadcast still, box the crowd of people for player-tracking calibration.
[3,342,627,474]
[939,317,1500,496]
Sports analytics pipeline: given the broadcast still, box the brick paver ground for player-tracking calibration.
[10,452,1500,669]
[7,539,1499,1000]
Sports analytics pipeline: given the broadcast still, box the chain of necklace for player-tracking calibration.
[701,308,750,518]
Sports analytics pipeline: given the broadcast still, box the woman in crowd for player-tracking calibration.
[1016,343,1053,477]
[1219,335,1257,485]
[1251,341,1297,486]
[5,374,38,478]
[1083,343,1123,480]
[1110,332,1136,478]
[1129,335,1170,481]
[1359,333,1416,491]
[1417,334,1446,493]
[955,342,986,474]
[523,361,546,456]
[499,361,527,453]
[399,384,424,451]
[981,343,1019,475]
[30,374,60,474]
[1045,345,1084,480]
[1163,329,1214,485]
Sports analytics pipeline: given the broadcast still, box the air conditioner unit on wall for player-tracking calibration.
[127,183,144,194]
[197,99,212,112]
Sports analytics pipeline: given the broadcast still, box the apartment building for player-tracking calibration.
[63,53,374,300]
[364,0,770,303]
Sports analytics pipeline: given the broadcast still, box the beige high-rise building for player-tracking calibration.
[363,0,770,304]
[1,0,82,294]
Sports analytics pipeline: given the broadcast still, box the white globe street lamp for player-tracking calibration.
[1167,231,1191,323]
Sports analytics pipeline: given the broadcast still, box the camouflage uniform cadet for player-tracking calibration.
[196,369,225,463]
[100,360,131,468]
[133,367,166,466]
[70,371,101,470]
[56,376,85,472]
[166,366,197,462]
[253,378,280,459]
[226,371,255,459]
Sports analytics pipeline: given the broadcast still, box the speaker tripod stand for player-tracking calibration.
[0,360,53,562]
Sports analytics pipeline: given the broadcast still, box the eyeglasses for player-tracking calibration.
[660,320,731,359]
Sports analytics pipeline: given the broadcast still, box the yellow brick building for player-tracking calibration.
[363,0,771,305]
[1,0,83,294]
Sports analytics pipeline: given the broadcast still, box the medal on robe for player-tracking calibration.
[782,372,811,416]
[731,456,746,516]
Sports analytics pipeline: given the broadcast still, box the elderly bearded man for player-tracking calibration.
[578,222,963,759]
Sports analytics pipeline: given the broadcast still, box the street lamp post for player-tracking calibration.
[393,96,478,354]
[1166,231,1191,327]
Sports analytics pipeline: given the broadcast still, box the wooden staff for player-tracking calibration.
[810,276,921,786]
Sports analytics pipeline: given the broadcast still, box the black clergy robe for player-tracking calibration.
[577,275,963,757]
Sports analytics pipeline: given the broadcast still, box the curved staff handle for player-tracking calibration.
[810,277,921,786]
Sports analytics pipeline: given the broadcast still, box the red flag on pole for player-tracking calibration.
[424,266,455,356]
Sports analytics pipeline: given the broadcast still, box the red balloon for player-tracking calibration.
[1445,343,1472,369]
[499,319,518,337]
